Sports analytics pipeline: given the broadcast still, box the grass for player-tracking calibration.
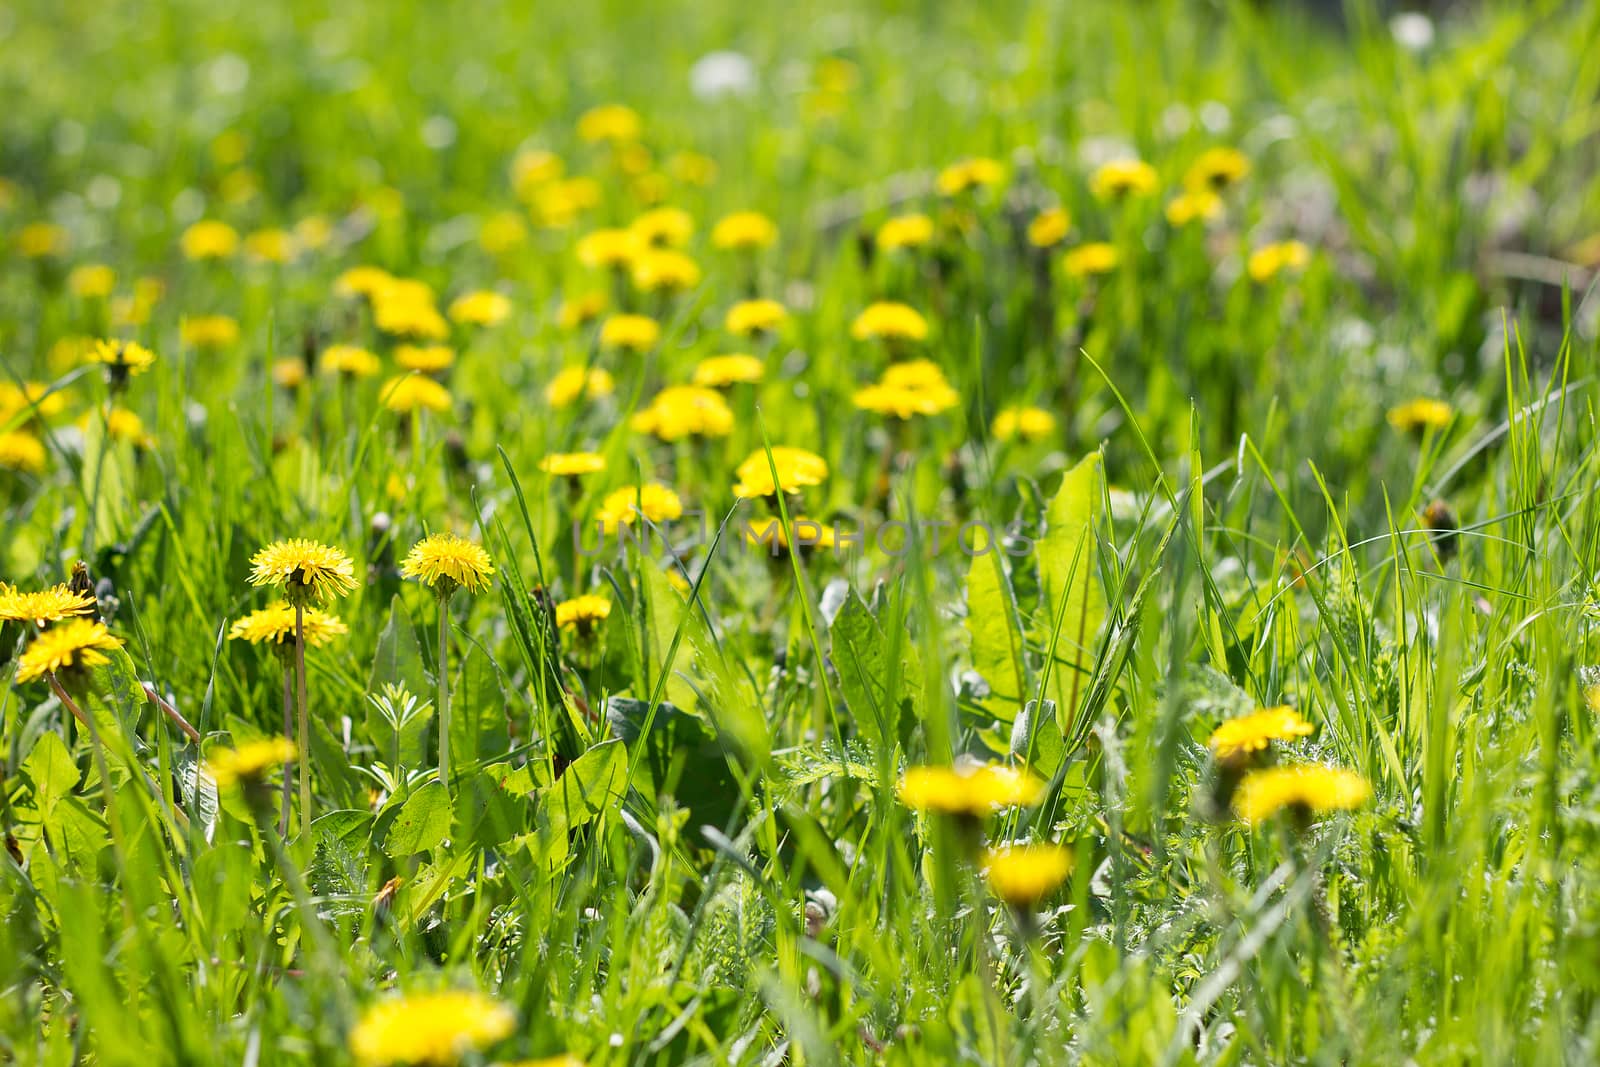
[3,0,1600,1063]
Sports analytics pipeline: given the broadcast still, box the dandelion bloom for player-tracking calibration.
[598,314,661,352]
[992,405,1056,442]
[545,366,615,408]
[852,360,959,419]
[511,147,564,200]
[101,408,153,447]
[68,263,116,299]
[180,315,241,348]
[983,844,1074,906]
[93,339,157,378]
[1165,190,1223,227]
[631,206,694,248]
[576,228,642,270]
[229,603,347,648]
[711,211,778,250]
[538,451,606,476]
[349,990,515,1067]
[936,157,1006,196]
[373,283,450,340]
[577,103,642,143]
[556,292,607,331]
[205,738,298,788]
[180,220,240,260]
[479,211,528,255]
[732,446,829,499]
[597,483,683,532]
[1027,207,1071,249]
[1089,158,1160,200]
[394,345,456,375]
[876,213,935,252]
[401,532,495,594]
[897,763,1045,816]
[448,290,512,327]
[248,539,357,606]
[694,354,765,387]
[0,583,96,626]
[744,516,838,553]
[722,299,787,338]
[335,266,396,299]
[850,301,928,342]
[245,228,296,263]
[1233,765,1371,826]
[320,344,381,379]
[556,594,613,634]
[1062,242,1120,279]
[0,432,47,474]
[272,359,307,389]
[1207,706,1314,761]
[1246,240,1312,283]
[0,381,70,421]
[1184,147,1251,191]
[630,249,702,294]
[15,619,124,683]
[631,386,734,441]
[1387,398,1453,432]
[294,215,333,251]
[381,375,454,414]
[17,222,68,258]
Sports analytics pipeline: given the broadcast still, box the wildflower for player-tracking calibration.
[597,483,683,532]
[112,277,164,326]
[0,381,69,422]
[92,339,157,380]
[68,263,116,299]
[875,213,935,252]
[381,375,454,414]
[576,228,642,270]
[545,366,615,408]
[349,990,515,1067]
[1165,190,1223,227]
[511,148,565,200]
[15,618,124,683]
[555,594,612,635]
[335,266,396,299]
[744,516,838,554]
[204,737,298,789]
[992,405,1056,442]
[711,211,778,250]
[1027,207,1071,249]
[294,215,333,251]
[0,583,96,626]
[180,315,241,348]
[897,763,1044,816]
[668,150,719,187]
[598,313,661,352]
[732,447,829,499]
[228,603,348,647]
[479,211,528,255]
[1233,764,1371,826]
[101,408,153,447]
[1062,242,1120,278]
[577,103,643,143]
[320,344,381,378]
[394,345,456,375]
[373,282,450,340]
[983,844,1074,907]
[631,386,734,441]
[936,157,1006,196]
[401,533,495,595]
[17,222,67,257]
[1387,398,1453,432]
[1208,706,1314,761]
[271,359,305,389]
[245,228,296,263]
[556,292,607,330]
[631,206,694,248]
[448,290,512,327]
[1184,147,1251,191]
[631,249,702,293]
[853,360,959,418]
[180,220,240,260]
[694,353,765,387]
[725,299,788,337]
[850,301,928,343]
[538,451,606,476]
[0,432,47,474]
[247,539,358,606]
[1246,240,1312,283]
[1089,158,1160,200]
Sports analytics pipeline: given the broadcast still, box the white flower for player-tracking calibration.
[690,51,757,100]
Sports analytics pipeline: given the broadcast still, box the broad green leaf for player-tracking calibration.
[964,547,1026,719]
[607,697,742,833]
[1034,452,1107,730]
[450,639,511,767]
[21,731,78,821]
[377,780,452,857]
[828,589,921,756]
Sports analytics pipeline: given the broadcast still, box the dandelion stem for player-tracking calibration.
[294,601,312,834]
[437,590,452,797]
[280,657,293,836]
[82,398,115,560]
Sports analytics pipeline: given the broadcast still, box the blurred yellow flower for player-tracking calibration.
[245,228,296,263]
[272,359,306,389]
[394,345,456,375]
[229,603,347,647]
[693,353,765,387]
[876,213,935,252]
[15,618,123,684]
[631,249,701,293]
[0,432,46,474]
[335,266,396,299]
[479,210,528,255]
[1026,207,1071,249]
[17,222,68,258]
[205,737,298,789]
[1246,240,1312,283]
[711,211,778,250]
[0,381,69,421]
[992,405,1056,442]
[732,446,829,499]
[101,407,153,447]
[853,360,959,418]
[511,148,565,200]
[93,338,157,378]
[668,151,719,187]
[725,298,788,336]
[1184,147,1251,191]
[373,281,450,340]
[1089,158,1159,200]
[983,844,1074,906]
[320,344,381,379]
[181,220,240,260]
[448,290,512,327]
[556,594,612,634]
[1165,190,1223,227]
[381,374,454,414]
[180,315,240,348]
[1234,765,1370,826]
[1387,398,1453,432]
[599,314,660,352]
[68,263,116,299]
[631,385,734,441]
[936,157,1006,196]
[349,991,515,1067]
[577,104,642,144]
[631,206,694,248]
[897,763,1044,815]
[538,451,606,476]
[545,366,615,408]
[556,291,607,331]
[576,228,642,270]
[1208,706,1314,761]
[850,301,928,342]
[597,483,683,532]
[1062,242,1120,278]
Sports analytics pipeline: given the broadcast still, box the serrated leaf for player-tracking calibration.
[964,548,1026,719]
[1034,452,1107,731]
[21,731,78,821]
[828,589,921,756]
[451,639,511,768]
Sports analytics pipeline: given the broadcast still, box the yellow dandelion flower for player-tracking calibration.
[1184,147,1251,191]
[180,315,241,349]
[448,290,512,327]
[0,432,47,474]
[545,366,615,408]
[724,299,787,337]
[247,539,358,605]
[577,103,642,144]
[850,301,928,342]
[693,353,765,387]
[92,339,157,377]
[229,603,348,647]
[0,583,96,626]
[897,763,1044,816]
[181,220,240,260]
[320,344,381,379]
[576,228,642,270]
[743,516,838,554]
[350,991,515,1067]
[511,148,565,201]
[394,345,456,375]
[1387,398,1453,433]
[876,213,935,252]
[373,283,450,340]
[1165,190,1223,227]
[538,451,606,476]
[294,215,333,251]
[18,222,68,257]
[100,408,153,447]
[630,249,701,293]
[1246,240,1312,283]
[1027,207,1071,249]
[204,737,298,789]
[631,206,694,248]
[381,375,454,414]
[598,314,661,352]
[711,211,777,250]
[68,263,116,299]
[479,211,528,255]
[0,381,69,421]
[852,360,959,419]
[401,533,495,595]
[15,619,124,683]
[272,359,305,388]
[556,291,607,331]
[1208,706,1315,761]
[1089,158,1160,200]
[245,228,296,264]
[936,157,1006,197]
[983,844,1074,906]
[1233,765,1371,826]
[631,385,734,441]
[596,483,683,533]
[732,446,829,499]
[555,594,612,634]
[992,405,1056,442]
[335,266,396,299]
[1062,242,1121,278]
